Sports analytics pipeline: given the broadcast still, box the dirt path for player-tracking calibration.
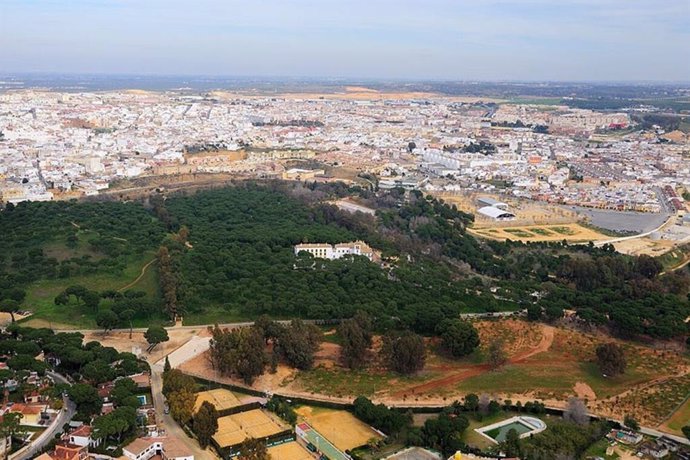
[511,325,554,362]
[391,325,555,397]
[118,258,156,292]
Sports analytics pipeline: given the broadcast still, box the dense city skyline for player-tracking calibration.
[2,0,689,81]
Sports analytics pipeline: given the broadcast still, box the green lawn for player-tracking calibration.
[578,362,655,399]
[294,366,434,399]
[458,364,575,397]
[666,397,690,432]
[583,439,620,460]
[42,229,104,262]
[456,353,660,400]
[19,251,158,329]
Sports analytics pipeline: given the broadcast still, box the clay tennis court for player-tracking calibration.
[267,441,314,460]
[213,409,288,448]
[193,388,243,413]
[295,406,381,451]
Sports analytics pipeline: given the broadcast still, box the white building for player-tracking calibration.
[294,241,376,261]
[123,437,193,460]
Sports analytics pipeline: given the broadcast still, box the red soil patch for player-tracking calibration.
[391,324,555,397]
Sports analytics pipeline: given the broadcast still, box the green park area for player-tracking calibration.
[21,251,160,329]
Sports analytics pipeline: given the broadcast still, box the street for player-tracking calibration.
[13,372,76,460]
[149,362,217,460]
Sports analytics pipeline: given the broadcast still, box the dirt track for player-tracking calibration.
[118,258,156,291]
[391,325,555,397]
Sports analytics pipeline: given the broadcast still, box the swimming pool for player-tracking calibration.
[476,416,547,444]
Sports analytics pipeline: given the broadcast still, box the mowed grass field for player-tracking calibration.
[295,405,382,451]
[19,249,161,329]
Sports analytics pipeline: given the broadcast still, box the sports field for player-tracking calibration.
[267,441,313,460]
[296,422,348,460]
[194,388,243,413]
[295,406,382,451]
[213,409,288,448]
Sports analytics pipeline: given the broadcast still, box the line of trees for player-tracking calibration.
[208,318,322,385]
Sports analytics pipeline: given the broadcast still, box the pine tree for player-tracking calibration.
[192,401,219,449]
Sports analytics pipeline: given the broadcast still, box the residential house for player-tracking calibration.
[639,440,670,459]
[607,428,643,445]
[35,442,89,460]
[65,424,101,448]
[122,436,193,460]
[127,372,151,389]
[6,402,49,426]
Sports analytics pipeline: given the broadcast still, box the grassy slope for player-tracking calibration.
[665,397,690,433]
[20,250,159,329]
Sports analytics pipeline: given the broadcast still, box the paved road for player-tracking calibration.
[14,372,75,460]
[149,362,216,460]
[594,214,673,247]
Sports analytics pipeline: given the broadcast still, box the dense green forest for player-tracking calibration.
[162,184,507,329]
[0,200,166,287]
[1,182,689,342]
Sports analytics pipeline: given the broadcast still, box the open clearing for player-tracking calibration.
[19,251,161,329]
[290,320,690,432]
[660,397,690,435]
[81,327,209,364]
[470,223,608,243]
[153,318,687,436]
[434,193,578,228]
[295,406,382,451]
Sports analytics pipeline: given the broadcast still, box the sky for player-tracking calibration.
[1,0,689,81]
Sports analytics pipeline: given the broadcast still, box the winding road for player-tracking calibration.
[13,372,75,460]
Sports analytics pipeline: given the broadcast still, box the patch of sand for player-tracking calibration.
[573,381,596,400]
[81,328,209,364]
[314,342,340,369]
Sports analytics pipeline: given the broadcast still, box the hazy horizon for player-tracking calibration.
[3,71,690,85]
[1,0,689,82]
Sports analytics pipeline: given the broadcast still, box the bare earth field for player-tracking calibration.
[613,237,676,256]
[435,193,578,228]
[85,317,688,437]
[174,319,689,435]
[82,327,210,364]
